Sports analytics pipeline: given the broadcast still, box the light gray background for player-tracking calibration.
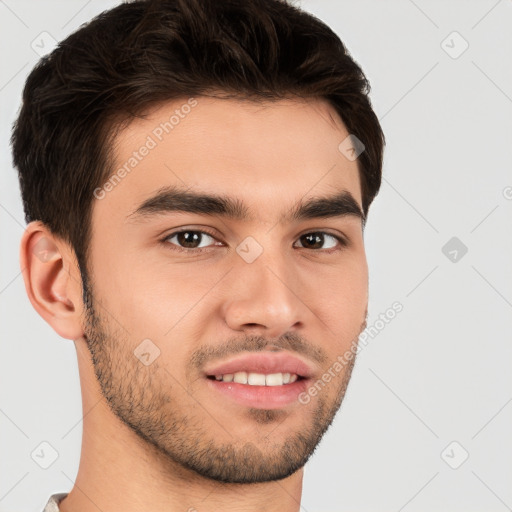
[1,1,511,511]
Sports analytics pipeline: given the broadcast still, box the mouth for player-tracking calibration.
[206,371,304,385]
[203,352,313,409]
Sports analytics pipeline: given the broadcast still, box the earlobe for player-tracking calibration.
[19,221,85,340]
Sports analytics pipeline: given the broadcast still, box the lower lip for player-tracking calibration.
[206,377,309,409]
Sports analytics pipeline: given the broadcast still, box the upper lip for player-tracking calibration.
[203,351,315,379]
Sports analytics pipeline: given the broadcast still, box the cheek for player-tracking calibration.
[317,256,368,341]
[100,252,214,342]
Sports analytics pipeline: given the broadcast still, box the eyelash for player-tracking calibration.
[159,228,348,254]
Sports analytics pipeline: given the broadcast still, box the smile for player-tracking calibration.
[203,352,314,409]
[207,371,300,386]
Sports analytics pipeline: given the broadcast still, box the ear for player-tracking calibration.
[19,221,85,340]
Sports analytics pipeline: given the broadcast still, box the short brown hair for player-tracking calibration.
[11,0,385,291]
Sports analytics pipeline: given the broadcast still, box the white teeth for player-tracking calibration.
[248,372,266,385]
[265,373,283,386]
[233,371,248,384]
[215,372,299,386]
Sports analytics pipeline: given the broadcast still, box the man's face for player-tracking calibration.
[83,96,368,483]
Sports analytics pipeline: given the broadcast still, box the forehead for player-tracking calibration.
[96,96,362,225]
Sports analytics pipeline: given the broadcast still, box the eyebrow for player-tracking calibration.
[126,185,365,226]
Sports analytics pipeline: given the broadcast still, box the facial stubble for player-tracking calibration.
[81,278,360,484]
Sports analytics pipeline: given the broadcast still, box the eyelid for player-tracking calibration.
[160,226,221,252]
[296,227,348,244]
[295,230,348,250]
[158,225,219,244]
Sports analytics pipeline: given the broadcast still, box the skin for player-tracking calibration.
[20,96,368,512]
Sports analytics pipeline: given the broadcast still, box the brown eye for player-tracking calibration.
[163,230,219,251]
[295,232,346,251]
[174,231,203,248]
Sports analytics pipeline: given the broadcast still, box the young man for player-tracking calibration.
[12,0,384,510]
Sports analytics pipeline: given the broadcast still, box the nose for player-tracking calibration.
[221,250,310,339]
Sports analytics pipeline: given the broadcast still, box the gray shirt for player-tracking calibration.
[42,493,68,512]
